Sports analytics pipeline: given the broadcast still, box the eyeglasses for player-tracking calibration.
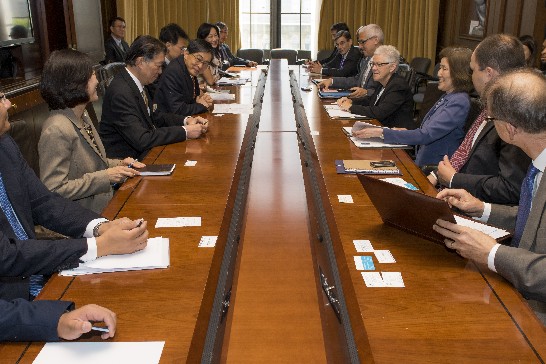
[485,116,497,123]
[357,36,375,45]
[191,53,212,67]
[370,61,392,68]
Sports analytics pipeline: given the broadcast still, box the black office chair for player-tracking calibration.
[100,62,126,90]
[297,50,311,64]
[270,49,298,65]
[316,49,332,62]
[236,48,264,65]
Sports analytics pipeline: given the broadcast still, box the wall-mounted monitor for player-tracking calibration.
[0,0,34,47]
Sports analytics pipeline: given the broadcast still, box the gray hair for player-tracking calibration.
[360,24,384,43]
[374,45,400,65]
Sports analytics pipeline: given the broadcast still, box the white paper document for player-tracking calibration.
[199,236,218,248]
[337,194,354,203]
[361,272,405,288]
[217,77,249,85]
[33,341,165,364]
[353,240,375,252]
[209,92,235,101]
[213,103,254,114]
[374,250,396,263]
[155,217,201,228]
[454,215,510,239]
[324,105,368,119]
[59,237,170,276]
[380,177,419,190]
[342,127,410,148]
[184,160,197,167]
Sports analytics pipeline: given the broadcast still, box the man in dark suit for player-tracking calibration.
[215,22,257,67]
[103,17,130,64]
[318,24,384,98]
[434,69,546,324]
[308,30,361,77]
[429,34,530,205]
[307,22,350,66]
[153,39,215,117]
[0,93,148,301]
[100,36,208,160]
[1,299,116,341]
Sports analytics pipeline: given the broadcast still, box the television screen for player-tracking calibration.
[0,0,34,47]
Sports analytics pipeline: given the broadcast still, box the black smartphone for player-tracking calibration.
[370,160,396,168]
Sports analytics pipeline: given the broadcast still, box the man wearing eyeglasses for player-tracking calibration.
[318,24,383,98]
[153,39,214,118]
[308,30,361,77]
[215,22,258,68]
[100,36,208,160]
[428,34,530,205]
[433,69,546,325]
[103,17,130,64]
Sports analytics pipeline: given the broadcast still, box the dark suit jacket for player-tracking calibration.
[104,36,129,64]
[153,55,208,117]
[330,56,378,97]
[451,120,530,204]
[0,135,96,300]
[349,72,414,129]
[321,46,361,77]
[220,43,250,66]
[487,171,546,324]
[99,67,188,160]
[0,299,72,341]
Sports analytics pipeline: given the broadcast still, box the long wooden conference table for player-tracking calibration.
[2,60,546,363]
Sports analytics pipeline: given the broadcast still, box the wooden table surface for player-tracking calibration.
[3,61,546,364]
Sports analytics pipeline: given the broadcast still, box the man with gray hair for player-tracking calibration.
[433,69,546,324]
[318,24,383,98]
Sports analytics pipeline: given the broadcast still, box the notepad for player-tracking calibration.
[139,164,175,176]
[33,341,165,364]
[324,105,370,119]
[342,127,411,149]
[335,160,401,175]
[59,237,170,276]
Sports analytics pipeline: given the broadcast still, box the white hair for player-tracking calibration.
[374,45,400,65]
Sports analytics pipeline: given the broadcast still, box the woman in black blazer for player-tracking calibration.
[338,45,414,129]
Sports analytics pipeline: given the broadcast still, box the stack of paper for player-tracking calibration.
[59,237,170,276]
[217,77,249,85]
[342,127,410,148]
[324,105,369,119]
[213,103,254,114]
[209,93,236,101]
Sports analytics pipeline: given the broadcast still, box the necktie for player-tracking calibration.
[449,109,487,172]
[339,54,346,68]
[511,164,540,247]
[0,173,43,297]
[361,59,371,88]
[141,90,149,109]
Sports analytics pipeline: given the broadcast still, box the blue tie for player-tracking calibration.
[0,173,44,297]
[512,164,540,247]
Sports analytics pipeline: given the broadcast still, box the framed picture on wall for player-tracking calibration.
[459,0,488,39]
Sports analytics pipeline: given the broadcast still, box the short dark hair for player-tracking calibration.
[474,34,526,73]
[196,23,220,41]
[40,49,93,109]
[439,47,473,93]
[109,16,125,27]
[334,30,351,42]
[215,22,227,31]
[518,35,537,67]
[486,68,546,133]
[159,23,189,45]
[125,35,166,67]
[331,22,350,33]
[186,39,214,56]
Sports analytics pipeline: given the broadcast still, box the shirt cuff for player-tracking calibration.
[81,238,98,262]
[183,116,190,126]
[487,243,501,272]
[84,218,108,238]
[448,173,455,188]
[474,203,491,223]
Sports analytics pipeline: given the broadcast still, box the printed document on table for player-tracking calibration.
[209,92,235,101]
[213,103,254,114]
[324,105,368,119]
[59,237,169,276]
[217,77,249,85]
[33,341,165,364]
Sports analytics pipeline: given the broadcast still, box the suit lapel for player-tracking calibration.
[467,121,494,157]
[120,68,156,129]
[520,172,546,250]
[56,109,107,162]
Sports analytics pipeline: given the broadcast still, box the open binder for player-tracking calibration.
[357,175,511,244]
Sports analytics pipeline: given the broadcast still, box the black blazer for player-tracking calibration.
[451,121,531,204]
[103,36,129,64]
[0,299,73,341]
[153,55,208,117]
[321,46,361,77]
[0,135,95,300]
[99,68,187,160]
[349,72,414,129]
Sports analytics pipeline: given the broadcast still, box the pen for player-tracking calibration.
[136,218,144,228]
[91,326,109,333]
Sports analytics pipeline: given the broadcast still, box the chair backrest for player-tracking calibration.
[236,48,264,65]
[297,50,311,62]
[316,49,332,62]
[409,57,431,75]
[99,62,126,90]
[397,63,415,88]
[270,48,298,65]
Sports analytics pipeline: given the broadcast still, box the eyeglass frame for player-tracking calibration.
[190,53,212,68]
[357,36,376,45]
[369,61,392,68]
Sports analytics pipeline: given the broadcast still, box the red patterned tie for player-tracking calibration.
[449,109,487,171]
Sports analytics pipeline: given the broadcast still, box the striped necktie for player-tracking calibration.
[449,109,487,172]
[0,173,43,298]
